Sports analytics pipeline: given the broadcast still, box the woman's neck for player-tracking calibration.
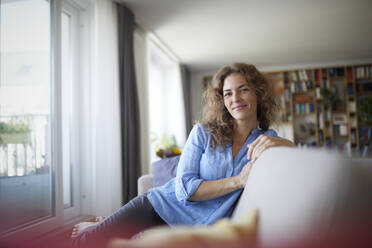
[233,119,258,143]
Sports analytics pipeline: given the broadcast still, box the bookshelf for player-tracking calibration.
[265,64,372,156]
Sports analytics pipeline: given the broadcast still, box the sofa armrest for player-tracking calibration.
[138,174,154,196]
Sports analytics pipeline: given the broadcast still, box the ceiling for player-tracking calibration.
[122,0,372,72]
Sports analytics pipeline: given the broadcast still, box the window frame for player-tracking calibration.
[61,0,82,221]
[0,0,63,241]
[0,0,89,241]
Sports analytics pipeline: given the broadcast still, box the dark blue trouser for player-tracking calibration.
[72,193,166,248]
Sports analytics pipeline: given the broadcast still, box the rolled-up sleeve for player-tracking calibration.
[174,124,206,205]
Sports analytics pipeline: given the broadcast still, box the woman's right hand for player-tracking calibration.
[235,162,253,188]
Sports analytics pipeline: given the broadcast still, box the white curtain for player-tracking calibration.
[147,41,186,164]
[80,0,122,217]
[134,28,151,175]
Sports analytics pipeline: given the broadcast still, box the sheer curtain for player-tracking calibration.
[80,0,122,217]
[147,41,186,164]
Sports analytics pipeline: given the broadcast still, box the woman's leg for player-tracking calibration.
[72,193,166,248]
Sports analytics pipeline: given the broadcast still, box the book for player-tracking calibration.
[351,130,356,144]
[340,125,348,136]
[349,101,356,112]
[316,87,321,98]
[347,68,353,81]
[306,81,313,90]
[329,68,335,77]
[326,138,332,148]
[318,130,324,144]
[285,88,290,101]
[347,84,354,96]
[310,103,314,113]
[316,70,321,84]
[290,72,298,81]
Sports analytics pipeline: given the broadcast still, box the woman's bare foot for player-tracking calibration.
[71,216,104,238]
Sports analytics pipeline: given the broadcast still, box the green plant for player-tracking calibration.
[152,132,181,158]
[0,121,31,133]
[358,96,372,126]
[0,120,31,145]
[320,86,341,110]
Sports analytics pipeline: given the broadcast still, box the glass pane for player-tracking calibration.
[148,42,186,164]
[61,11,72,209]
[0,0,53,233]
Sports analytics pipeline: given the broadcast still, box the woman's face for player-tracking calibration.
[222,73,258,122]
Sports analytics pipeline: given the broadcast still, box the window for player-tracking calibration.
[147,40,186,163]
[0,0,54,235]
[0,0,85,239]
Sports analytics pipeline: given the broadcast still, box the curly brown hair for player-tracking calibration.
[201,63,279,149]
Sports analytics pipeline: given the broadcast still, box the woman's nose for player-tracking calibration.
[232,92,241,102]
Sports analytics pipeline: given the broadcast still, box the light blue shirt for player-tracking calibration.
[147,123,278,226]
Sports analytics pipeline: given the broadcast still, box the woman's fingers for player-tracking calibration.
[247,134,264,160]
[250,140,271,163]
[247,135,269,160]
[251,141,272,163]
[247,135,295,162]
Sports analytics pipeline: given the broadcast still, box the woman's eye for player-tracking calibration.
[224,93,231,97]
[240,88,249,92]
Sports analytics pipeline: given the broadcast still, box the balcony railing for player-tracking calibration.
[0,115,51,178]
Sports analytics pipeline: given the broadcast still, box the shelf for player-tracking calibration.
[294,113,315,117]
[270,64,372,153]
[329,76,345,80]
[357,92,372,97]
[355,78,372,82]
[292,90,314,95]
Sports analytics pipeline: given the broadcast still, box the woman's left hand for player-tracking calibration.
[247,135,296,163]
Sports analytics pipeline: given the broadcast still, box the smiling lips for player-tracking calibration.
[233,105,247,111]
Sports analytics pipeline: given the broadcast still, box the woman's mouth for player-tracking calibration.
[233,105,247,111]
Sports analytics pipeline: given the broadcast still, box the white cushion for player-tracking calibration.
[231,147,372,247]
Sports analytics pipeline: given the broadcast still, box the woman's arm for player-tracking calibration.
[247,135,296,163]
[188,162,253,201]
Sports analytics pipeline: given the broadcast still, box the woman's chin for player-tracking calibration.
[232,115,254,122]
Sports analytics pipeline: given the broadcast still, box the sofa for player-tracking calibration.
[137,147,372,247]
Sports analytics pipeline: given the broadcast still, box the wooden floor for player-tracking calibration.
[0,215,93,248]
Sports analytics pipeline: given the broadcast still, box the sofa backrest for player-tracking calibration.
[231,147,372,247]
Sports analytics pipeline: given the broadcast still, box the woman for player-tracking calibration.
[72,63,295,247]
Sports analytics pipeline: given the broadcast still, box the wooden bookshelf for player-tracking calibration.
[265,64,372,155]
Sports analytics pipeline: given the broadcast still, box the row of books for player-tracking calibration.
[316,78,329,88]
[356,66,372,79]
[315,70,327,84]
[333,124,348,136]
[297,141,317,148]
[318,110,332,129]
[328,68,345,77]
[318,131,331,147]
[291,81,313,92]
[294,103,314,114]
[289,70,311,81]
